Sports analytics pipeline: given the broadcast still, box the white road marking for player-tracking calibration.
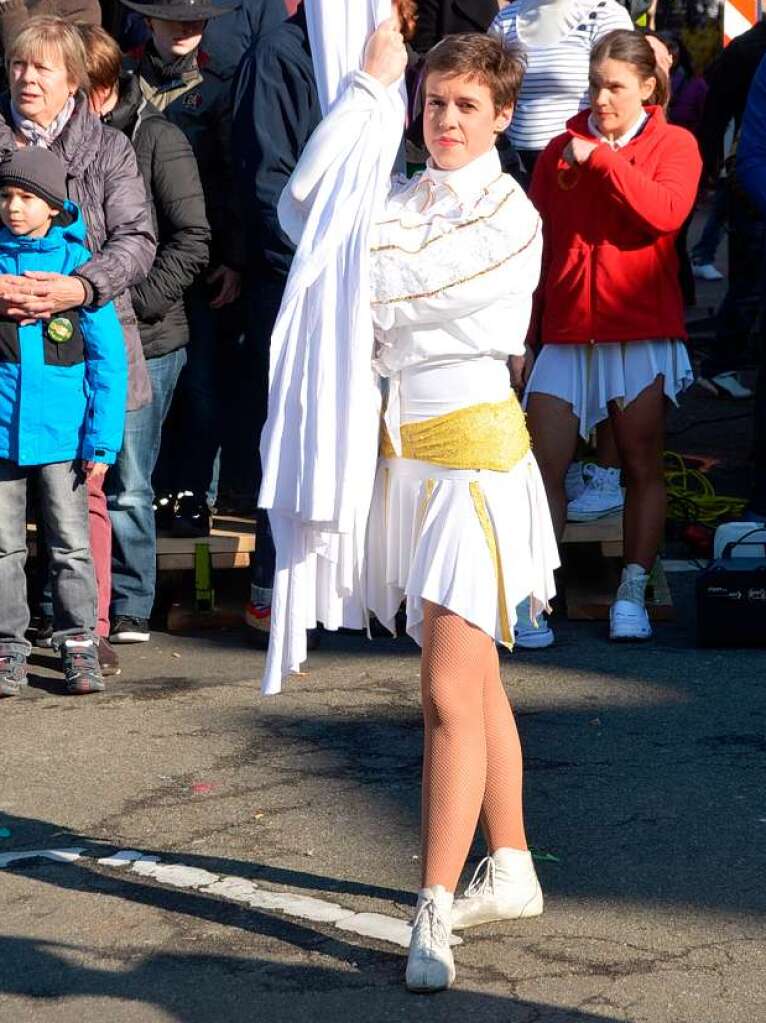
[0,847,85,867]
[96,849,146,866]
[0,847,463,951]
[336,911,416,948]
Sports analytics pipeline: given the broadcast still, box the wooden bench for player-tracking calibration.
[27,515,256,571]
[560,513,673,621]
[155,515,255,571]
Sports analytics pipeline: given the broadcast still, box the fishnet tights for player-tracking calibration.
[420,601,527,891]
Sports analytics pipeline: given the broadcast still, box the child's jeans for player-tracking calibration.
[0,458,97,658]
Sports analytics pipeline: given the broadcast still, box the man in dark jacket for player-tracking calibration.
[733,52,766,520]
[103,0,285,81]
[232,1,320,642]
[80,23,210,650]
[201,0,285,79]
[120,0,247,536]
[411,0,498,53]
[695,20,766,400]
[699,19,766,180]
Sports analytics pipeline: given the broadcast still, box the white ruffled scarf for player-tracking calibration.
[10,95,75,148]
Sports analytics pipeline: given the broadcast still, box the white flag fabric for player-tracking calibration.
[258,0,405,695]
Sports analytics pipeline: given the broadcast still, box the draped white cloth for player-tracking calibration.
[258,0,405,695]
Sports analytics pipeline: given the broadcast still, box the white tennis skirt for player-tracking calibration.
[523,340,694,438]
[365,452,559,648]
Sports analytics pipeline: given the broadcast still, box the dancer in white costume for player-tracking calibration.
[266,13,558,992]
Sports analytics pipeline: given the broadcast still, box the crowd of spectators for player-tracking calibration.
[1,0,765,693]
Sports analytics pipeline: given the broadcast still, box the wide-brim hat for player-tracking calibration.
[119,0,240,21]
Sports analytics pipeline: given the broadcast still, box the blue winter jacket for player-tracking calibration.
[737,54,766,216]
[0,202,127,467]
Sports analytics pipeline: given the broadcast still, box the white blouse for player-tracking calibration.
[369,146,543,447]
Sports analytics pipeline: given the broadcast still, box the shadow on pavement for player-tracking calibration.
[0,931,630,1023]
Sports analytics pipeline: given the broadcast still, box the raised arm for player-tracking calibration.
[277,18,407,245]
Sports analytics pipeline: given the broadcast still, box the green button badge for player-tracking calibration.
[47,317,74,344]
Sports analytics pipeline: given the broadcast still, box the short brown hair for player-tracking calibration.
[422,33,526,112]
[590,29,669,109]
[76,23,121,94]
[6,15,89,92]
[395,0,418,41]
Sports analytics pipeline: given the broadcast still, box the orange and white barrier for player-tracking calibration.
[724,0,762,45]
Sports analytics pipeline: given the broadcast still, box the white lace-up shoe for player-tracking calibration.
[406,886,455,993]
[697,372,753,400]
[514,598,554,649]
[565,461,587,503]
[692,262,724,281]
[567,465,624,522]
[610,565,652,641]
[609,599,652,641]
[451,848,543,930]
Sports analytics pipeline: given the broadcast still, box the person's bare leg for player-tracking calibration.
[526,392,580,538]
[480,642,527,852]
[608,377,666,570]
[420,600,492,891]
[452,645,543,929]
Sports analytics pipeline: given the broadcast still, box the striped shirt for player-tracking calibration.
[489,0,634,151]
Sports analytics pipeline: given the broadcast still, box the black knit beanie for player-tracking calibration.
[0,148,75,227]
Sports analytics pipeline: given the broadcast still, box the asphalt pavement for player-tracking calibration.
[2,574,765,1023]
[2,218,764,1023]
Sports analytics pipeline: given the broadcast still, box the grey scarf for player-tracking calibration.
[10,95,76,148]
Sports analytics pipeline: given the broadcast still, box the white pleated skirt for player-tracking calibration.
[365,452,559,648]
[523,341,694,439]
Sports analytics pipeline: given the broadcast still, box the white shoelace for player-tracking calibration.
[464,856,496,899]
[411,897,451,950]
[582,466,619,493]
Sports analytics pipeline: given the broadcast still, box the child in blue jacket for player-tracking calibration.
[0,148,127,697]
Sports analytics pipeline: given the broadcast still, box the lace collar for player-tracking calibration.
[419,147,503,210]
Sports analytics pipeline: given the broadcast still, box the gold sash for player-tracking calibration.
[380,395,530,472]
[379,396,531,648]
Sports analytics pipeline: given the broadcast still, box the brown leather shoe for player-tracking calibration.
[97,637,121,677]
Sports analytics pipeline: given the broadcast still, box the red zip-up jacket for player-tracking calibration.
[529,106,702,345]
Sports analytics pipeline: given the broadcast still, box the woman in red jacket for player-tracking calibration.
[524,29,702,642]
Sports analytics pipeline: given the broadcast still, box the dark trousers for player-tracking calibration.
[156,286,244,505]
[243,271,284,590]
[702,184,766,378]
[750,251,766,513]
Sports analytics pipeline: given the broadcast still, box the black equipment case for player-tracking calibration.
[696,557,766,647]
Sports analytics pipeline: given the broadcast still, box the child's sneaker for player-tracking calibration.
[0,646,28,696]
[60,635,105,695]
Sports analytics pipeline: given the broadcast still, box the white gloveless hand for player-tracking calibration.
[362,17,407,87]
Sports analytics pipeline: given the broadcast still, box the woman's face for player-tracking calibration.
[423,72,512,171]
[9,45,75,126]
[589,58,656,140]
